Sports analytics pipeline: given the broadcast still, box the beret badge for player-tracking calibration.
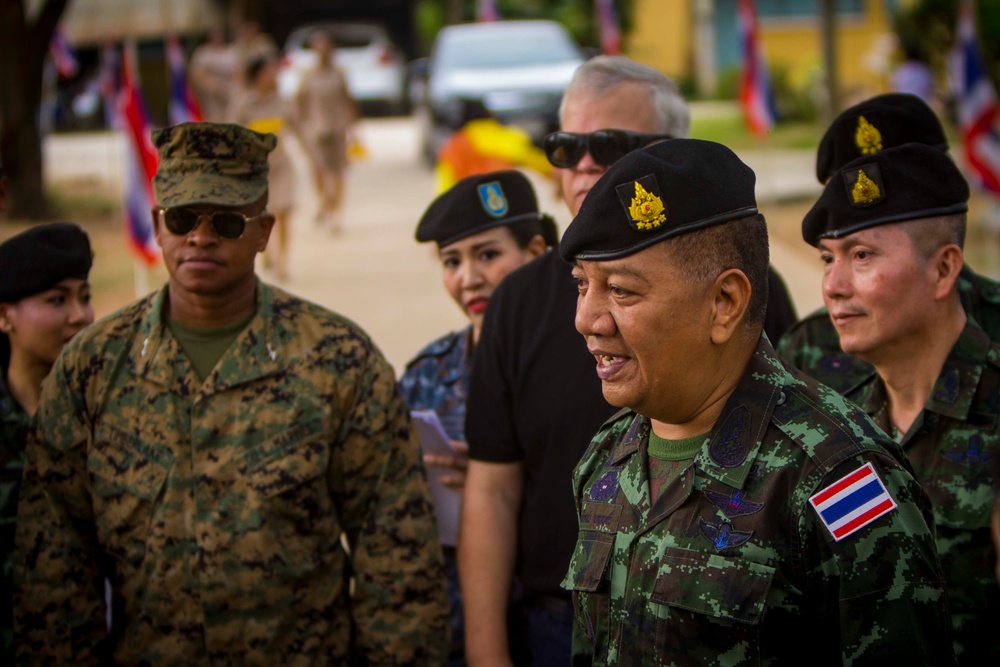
[477,181,509,218]
[854,115,883,156]
[845,164,884,206]
[617,174,666,232]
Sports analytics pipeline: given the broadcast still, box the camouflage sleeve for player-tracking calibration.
[339,350,450,665]
[13,355,107,665]
[799,451,956,666]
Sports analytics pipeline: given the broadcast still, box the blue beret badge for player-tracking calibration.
[616,174,666,232]
[478,181,509,218]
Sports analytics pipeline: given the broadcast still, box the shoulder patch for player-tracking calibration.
[809,462,897,541]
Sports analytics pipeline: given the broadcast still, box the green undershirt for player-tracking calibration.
[166,311,255,381]
[647,430,706,503]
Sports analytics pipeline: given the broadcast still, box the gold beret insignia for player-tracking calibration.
[855,115,883,156]
[845,165,884,206]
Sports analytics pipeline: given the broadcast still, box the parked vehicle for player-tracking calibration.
[414,20,585,164]
[278,22,407,114]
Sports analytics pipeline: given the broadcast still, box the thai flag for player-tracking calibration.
[477,0,501,22]
[166,35,204,125]
[118,42,160,265]
[737,0,776,136]
[950,1,1000,197]
[49,28,79,80]
[595,0,622,56]
[809,462,897,542]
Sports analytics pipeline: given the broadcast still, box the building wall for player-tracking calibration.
[625,0,691,80]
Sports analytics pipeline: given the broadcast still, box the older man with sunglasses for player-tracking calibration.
[13,122,449,664]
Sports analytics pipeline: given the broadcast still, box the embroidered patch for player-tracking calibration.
[809,462,897,541]
[854,115,883,156]
[942,434,997,469]
[699,519,752,552]
[616,174,666,232]
[844,165,884,206]
[708,405,750,468]
[705,489,764,518]
[579,502,623,533]
[478,181,508,218]
[932,368,960,404]
[587,470,619,501]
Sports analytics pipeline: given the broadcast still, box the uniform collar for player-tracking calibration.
[130,279,287,392]
[855,317,992,423]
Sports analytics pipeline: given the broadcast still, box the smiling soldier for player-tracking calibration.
[560,138,954,665]
[804,142,999,663]
[13,122,448,665]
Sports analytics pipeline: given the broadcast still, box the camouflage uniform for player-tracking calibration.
[398,328,472,440]
[843,319,1000,661]
[0,357,29,661]
[778,266,1000,394]
[563,338,955,666]
[14,281,450,665]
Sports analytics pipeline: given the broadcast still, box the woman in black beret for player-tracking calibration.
[0,221,94,658]
[398,170,557,666]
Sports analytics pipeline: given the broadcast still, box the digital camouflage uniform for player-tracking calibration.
[777,266,1000,394]
[0,357,29,661]
[14,281,449,665]
[563,338,955,666]
[843,319,1000,662]
[398,327,472,441]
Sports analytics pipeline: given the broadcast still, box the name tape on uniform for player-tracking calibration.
[809,462,897,541]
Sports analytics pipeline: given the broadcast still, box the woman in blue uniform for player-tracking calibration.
[399,170,557,665]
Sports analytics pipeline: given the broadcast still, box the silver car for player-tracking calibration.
[278,22,407,114]
[416,20,585,163]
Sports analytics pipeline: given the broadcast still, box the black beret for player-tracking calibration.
[0,222,92,302]
[559,139,757,261]
[803,143,969,247]
[816,93,948,183]
[416,170,545,247]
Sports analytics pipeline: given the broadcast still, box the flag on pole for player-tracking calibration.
[49,28,79,80]
[595,0,622,55]
[950,1,1000,197]
[118,41,160,265]
[737,0,776,136]
[166,34,204,125]
[477,0,501,23]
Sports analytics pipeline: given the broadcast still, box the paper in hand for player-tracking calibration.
[410,410,461,547]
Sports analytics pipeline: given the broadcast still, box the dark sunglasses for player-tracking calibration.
[158,207,268,239]
[543,129,673,168]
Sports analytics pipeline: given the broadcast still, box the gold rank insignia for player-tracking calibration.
[615,174,667,232]
[845,164,884,206]
[854,115,883,156]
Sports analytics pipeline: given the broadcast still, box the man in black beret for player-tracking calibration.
[803,142,998,663]
[778,93,1000,393]
[560,138,953,664]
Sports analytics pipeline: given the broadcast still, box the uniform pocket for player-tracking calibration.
[565,532,615,648]
[246,420,328,499]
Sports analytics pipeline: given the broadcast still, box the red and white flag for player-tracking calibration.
[49,27,79,80]
[118,41,160,265]
[595,0,622,55]
[166,34,204,125]
[950,0,1000,197]
[737,0,776,136]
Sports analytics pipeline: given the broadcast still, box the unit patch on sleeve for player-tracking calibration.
[808,462,897,541]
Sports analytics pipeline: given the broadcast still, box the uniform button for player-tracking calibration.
[776,391,786,406]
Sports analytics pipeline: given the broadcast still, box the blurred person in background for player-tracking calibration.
[228,56,295,280]
[0,222,93,662]
[232,20,277,89]
[293,29,357,234]
[400,170,557,666]
[190,27,238,122]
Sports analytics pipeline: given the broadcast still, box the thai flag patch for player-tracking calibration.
[809,462,897,541]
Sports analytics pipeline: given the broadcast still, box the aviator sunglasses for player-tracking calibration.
[543,129,673,169]
[158,207,269,240]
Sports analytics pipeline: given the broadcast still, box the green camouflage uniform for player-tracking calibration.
[563,338,954,666]
[0,367,29,661]
[14,281,449,665]
[777,266,1000,393]
[843,320,999,662]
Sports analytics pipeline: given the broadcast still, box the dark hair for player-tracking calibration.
[507,214,559,250]
[246,56,271,83]
[665,213,770,330]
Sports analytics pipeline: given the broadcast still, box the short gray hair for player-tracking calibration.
[560,56,690,138]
